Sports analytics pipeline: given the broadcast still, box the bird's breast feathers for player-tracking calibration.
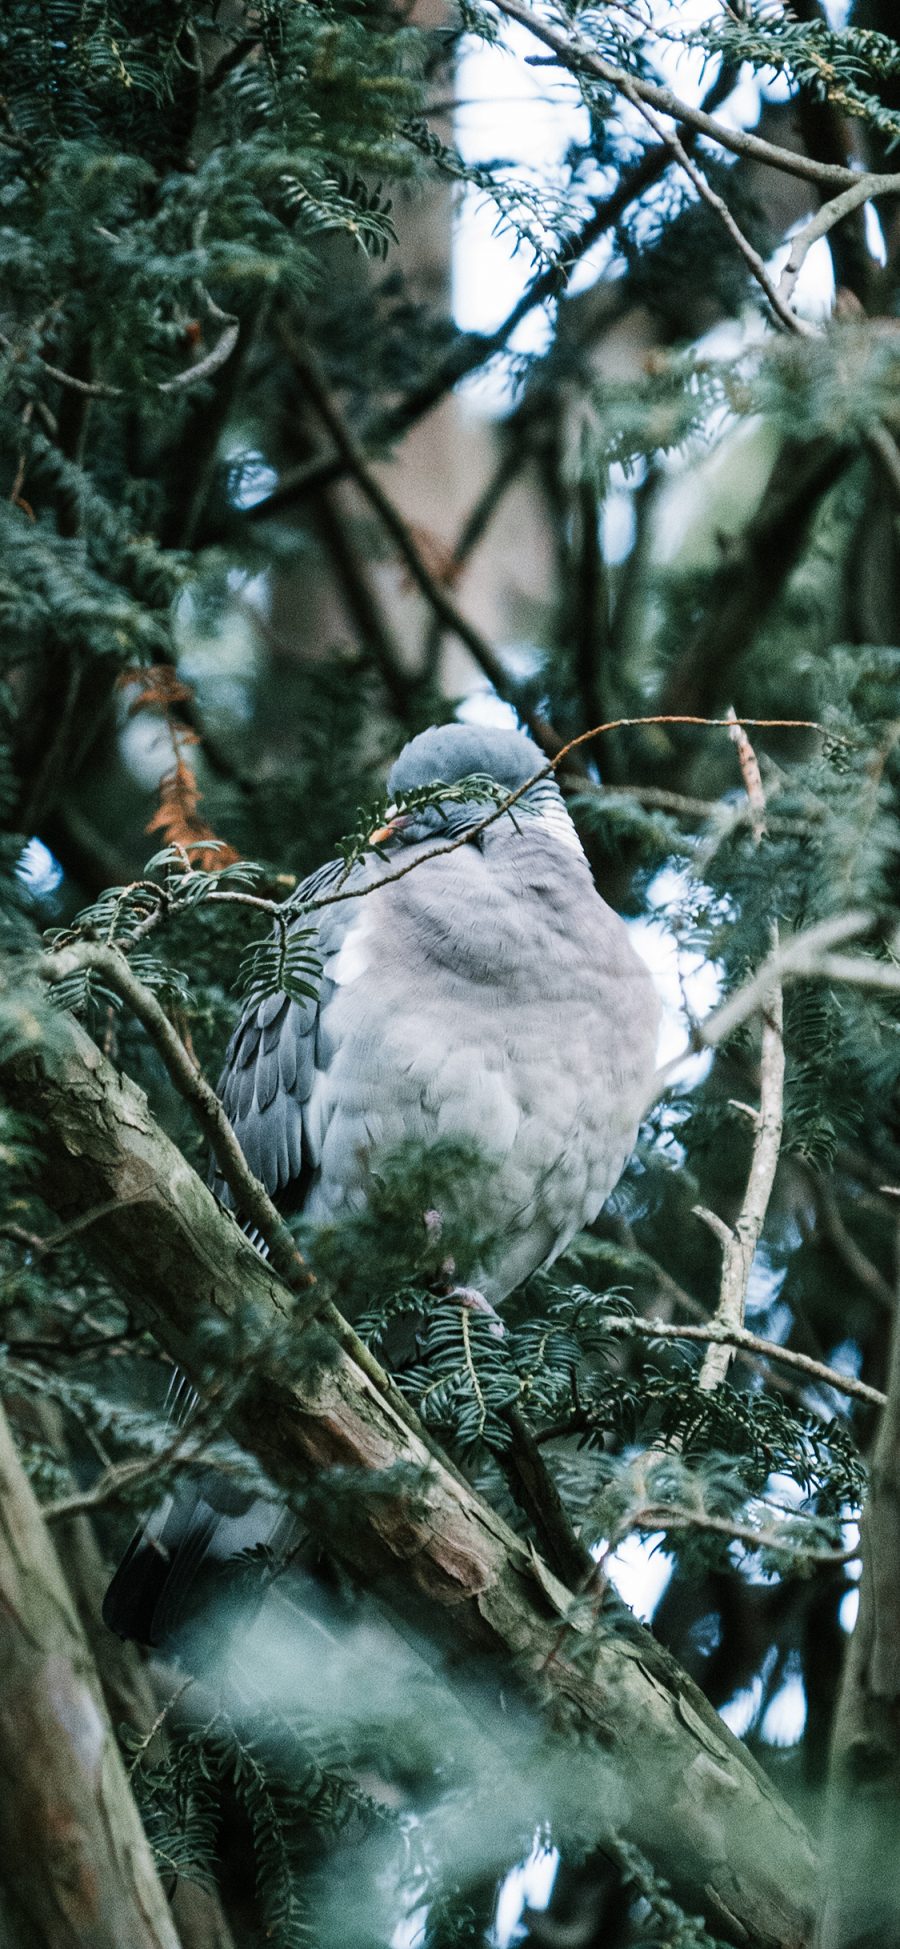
[295,829,660,1291]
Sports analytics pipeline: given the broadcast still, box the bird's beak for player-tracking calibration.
[369,807,409,846]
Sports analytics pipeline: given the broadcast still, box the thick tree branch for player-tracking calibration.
[0,990,817,1949]
[0,1398,182,1949]
[36,942,458,1474]
[39,942,313,1297]
[820,1217,900,1947]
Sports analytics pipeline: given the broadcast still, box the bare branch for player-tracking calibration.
[619,86,814,337]
[699,714,784,1390]
[601,1316,886,1410]
[695,910,890,1052]
[296,714,835,917]
[778,174,900,305]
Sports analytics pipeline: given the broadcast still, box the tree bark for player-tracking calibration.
[820,1221,900,1949]
[0,1398,182,1949]
[0,993,818,1949]
[6,1398,237,1949]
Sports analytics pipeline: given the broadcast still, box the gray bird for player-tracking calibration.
[216,721,659,1301]
[104,721,659,1645]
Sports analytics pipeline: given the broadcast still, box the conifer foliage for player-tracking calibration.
[4,3,900,1945]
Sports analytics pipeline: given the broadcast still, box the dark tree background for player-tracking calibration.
[3,3,900,1945]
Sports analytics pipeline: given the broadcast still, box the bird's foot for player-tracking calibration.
[445,1285,505,1340]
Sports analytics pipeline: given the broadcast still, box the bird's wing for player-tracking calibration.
[210,854,377,1212]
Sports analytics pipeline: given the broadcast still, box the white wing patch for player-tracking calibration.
[326,907,376,986]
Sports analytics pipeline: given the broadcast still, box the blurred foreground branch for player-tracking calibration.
[0,1397,182,1949]
[820,1218,900,1948]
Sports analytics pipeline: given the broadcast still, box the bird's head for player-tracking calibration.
[371,721,571,849]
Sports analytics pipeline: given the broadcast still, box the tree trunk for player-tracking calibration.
[0,992,818,1949]
[820,1221,900,1949]
[0,1399,182,1949]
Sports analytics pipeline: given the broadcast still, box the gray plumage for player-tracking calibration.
[217,721,660,1301]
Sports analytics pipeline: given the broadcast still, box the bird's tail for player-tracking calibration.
[102,1370,294,1652]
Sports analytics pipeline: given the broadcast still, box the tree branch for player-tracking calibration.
[694,910,895,1053]
[491,0,859,191]
[698,716,784,1390]
[0,986,818,1949]
[38,942,313,1297]
[600,1316,886,1411]
[778,173,900,306]
[240,140,687,527]
[283,332,560,747]
[35,942,456,1475]
[0,1398,183,1949]
[613,1502,855,1568]
[820,1214,900,1947]
[7,292,240,403]
[619,87,814,337]
[500,1403,598,1589]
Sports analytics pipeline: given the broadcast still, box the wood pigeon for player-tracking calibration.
[103,721,659,1645]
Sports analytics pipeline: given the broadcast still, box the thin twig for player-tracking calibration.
[802,1166,895,1314]
[617,1502,856,1566]
[599,1315,885,1409]
[3,290,239,402]
[778,174,900,304]
[0,1194,149,1263]
[698,713,784,1390]
[126,1676,196,1777]
[562,773,821,835]
[694,910,886,1053]
[62,714,841,959]
[296,714,835,915]
[41,1444,218,1523]
[620,85,814,337]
